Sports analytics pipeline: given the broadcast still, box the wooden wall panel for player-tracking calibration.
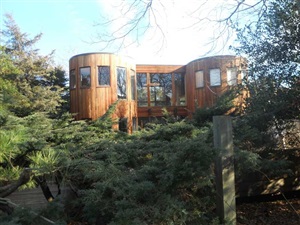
[70,53,246,130]
[137,65,185,73]
[185,55,246,115]
[135,56,246,119]
[70,90,77,117]
[136,65,188,118]
[69,53,137,133]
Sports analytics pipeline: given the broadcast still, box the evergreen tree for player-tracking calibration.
[1,14,66,117]
[233,0,300,150]
[0,14,69,216]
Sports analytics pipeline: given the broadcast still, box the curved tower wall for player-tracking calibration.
[185,55,246,114]
[69,53,137,132]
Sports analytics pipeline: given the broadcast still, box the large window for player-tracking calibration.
[175,73,186,105]
[98,66,110,86]
[210,68,221,86]
[227,67,237,86]
[70,69,76,89]
[117,67,126,99]
[195,70,204,88]
[80,67,91,88]
[137,73,147,106]
[150,73,172,106]
[137,73,185,107]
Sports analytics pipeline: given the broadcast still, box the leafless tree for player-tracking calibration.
[92,0,268,54]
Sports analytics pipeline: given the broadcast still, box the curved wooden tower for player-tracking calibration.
[184,55,247,114]
[69,53,137,133]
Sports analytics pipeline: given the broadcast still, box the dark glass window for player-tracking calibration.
[70,69,76,89]
[132,117,137,131]
[137,73,147,106]
[119,118,127,132]
[98,66,110,86]
[137,73,185,107]
[80,67,91,88]
[131,70,136,100]
[117,67,126,99]
[174,73,186,106]
[150,73,172,106]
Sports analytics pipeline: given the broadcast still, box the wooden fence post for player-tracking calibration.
[213,116,236,225]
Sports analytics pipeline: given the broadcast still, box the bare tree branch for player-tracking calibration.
[91,0,270,54]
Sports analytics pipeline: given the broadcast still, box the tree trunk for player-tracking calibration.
[34,176,55,202]
[0,169,31,198]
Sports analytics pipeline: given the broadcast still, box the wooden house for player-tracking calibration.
[69,53,246,132]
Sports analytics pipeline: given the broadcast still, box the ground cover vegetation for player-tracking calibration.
[0,0,299,224]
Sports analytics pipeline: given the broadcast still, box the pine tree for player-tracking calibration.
[1,14,66,117]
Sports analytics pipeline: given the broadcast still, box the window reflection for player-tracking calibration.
[175,73,186,106]
[150,73,172,106]
[70,69,76,89]
[227,67,237,86]
[131,70,136,100]
[80,67,91,88]
[137,73,147,106]
[137,73,185,107]
[195,70,204,88]
[98,66,110,86]
[117,67,126,99]
[210,68,221,86]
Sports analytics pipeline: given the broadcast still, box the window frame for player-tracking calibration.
[195,70,204,88]
[209,68,221,87]
[227,67,237,86]
[149,73,172,107]
[137,72,186,107]
[174,73,186,106]
[117,67,127,99]
[80,66,91,88]
[70,69,76,89]
[137,73,148,107]
[97,65,110,87]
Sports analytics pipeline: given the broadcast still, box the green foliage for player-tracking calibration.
[230,0,300,188]
[0,203,67,225]
[1,2,299,224]
[233,0,299,123]
[231,0,300,150]
[62,120,217,224]
[1,14,66,117]
[0,13,68,208]
[193,88,238,126]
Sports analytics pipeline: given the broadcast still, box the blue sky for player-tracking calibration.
[1,0,251,71]
[1,0,107,70]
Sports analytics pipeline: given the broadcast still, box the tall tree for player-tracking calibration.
[0,14,68,214]
[1,14,66,117]
[234,0,300,150]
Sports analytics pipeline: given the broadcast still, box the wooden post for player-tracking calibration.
[213,116,236,225]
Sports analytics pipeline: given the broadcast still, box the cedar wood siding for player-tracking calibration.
[70,53,246,125]
[69,53,137,133]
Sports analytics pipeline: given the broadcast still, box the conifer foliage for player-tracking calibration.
[1,14,66,117]
[62,119,217,225]
[0,13,68,217]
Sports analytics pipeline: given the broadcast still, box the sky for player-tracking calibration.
[0,0,255,71]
